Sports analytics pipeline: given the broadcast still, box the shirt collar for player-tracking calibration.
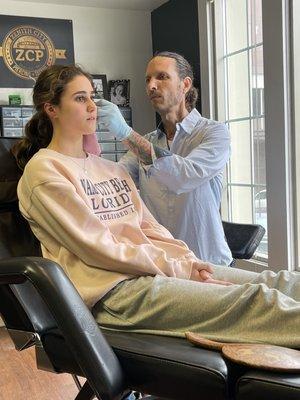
[178,108,202,134]
[157,108,202,137]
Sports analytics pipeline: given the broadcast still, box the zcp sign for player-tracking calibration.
[0,25,66,80]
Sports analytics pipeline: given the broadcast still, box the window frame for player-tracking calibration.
[294,0,300,271]
[198,0,297,272]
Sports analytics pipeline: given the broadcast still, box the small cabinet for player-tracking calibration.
[0,106,34,137]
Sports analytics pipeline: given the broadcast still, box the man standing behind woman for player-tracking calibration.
[99,51,233,266]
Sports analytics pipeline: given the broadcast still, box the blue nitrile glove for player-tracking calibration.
[97,99,132,140]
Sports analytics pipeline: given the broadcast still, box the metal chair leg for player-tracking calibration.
[72,374,83,390]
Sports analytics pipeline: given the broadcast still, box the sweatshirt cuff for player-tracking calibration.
[173,258,193,280]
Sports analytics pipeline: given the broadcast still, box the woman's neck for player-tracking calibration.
[47,133,85,158]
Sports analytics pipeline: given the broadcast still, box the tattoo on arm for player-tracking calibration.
[124,131,152,164]
[124,131,171,165]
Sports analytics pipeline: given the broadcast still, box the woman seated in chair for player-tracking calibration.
[14,64,300,348]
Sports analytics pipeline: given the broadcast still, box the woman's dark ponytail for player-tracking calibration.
[13,111,53,170]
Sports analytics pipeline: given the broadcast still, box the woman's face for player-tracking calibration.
[53,75,97,136]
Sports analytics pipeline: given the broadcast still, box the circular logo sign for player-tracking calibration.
[2,25,56,80]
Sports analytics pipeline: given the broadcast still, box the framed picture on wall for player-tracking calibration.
[92,74,108,101]
[108,79,130,107]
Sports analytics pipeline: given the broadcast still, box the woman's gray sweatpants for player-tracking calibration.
[93,265,300,348]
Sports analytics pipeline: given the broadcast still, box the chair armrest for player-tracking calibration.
[222,221,266,259]
[0,256,124,400]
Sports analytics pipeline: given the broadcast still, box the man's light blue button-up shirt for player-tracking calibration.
[119,108,233,266]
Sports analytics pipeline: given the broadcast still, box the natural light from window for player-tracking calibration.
[220,0,267,257]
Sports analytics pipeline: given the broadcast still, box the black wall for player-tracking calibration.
[151,0,201,112]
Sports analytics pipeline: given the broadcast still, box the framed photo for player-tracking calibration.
[92,74,108,101]
[108,79,130,107]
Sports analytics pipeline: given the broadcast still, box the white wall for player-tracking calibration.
[0,0,156,133]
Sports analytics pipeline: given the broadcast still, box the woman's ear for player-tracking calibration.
[183,77,192,94]
[44,103,57,119]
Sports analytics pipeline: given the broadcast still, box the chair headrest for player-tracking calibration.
[0,138,22,205]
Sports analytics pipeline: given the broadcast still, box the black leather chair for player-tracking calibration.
[222,221,266,260]
[0,137,299,400]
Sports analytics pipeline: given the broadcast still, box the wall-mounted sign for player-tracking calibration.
[0,15,74,88]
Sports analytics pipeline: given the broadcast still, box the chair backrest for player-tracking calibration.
[0,137,53,334]
[0,137,41,259]
[222,220,266,259]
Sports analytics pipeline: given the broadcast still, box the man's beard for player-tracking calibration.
[152,95,183,114]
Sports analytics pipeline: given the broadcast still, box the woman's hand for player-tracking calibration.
[190,261,233,286]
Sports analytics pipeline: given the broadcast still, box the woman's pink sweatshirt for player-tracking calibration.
[17,149,196,307]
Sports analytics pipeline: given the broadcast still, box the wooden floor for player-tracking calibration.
[0,327,83,400]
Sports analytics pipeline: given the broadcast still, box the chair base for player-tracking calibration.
[74,380,95,400]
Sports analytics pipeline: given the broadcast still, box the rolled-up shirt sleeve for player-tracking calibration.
[148,123,230,195]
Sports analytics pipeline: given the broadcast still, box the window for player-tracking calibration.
[198,0,296,271]
[215,0,267,258]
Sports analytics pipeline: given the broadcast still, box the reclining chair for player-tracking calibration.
[0,137,299,400]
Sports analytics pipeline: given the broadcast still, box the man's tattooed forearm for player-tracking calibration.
[124,132,153,165]
[124,131,171,165]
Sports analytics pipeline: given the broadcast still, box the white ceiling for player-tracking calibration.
[10,0,169,11]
